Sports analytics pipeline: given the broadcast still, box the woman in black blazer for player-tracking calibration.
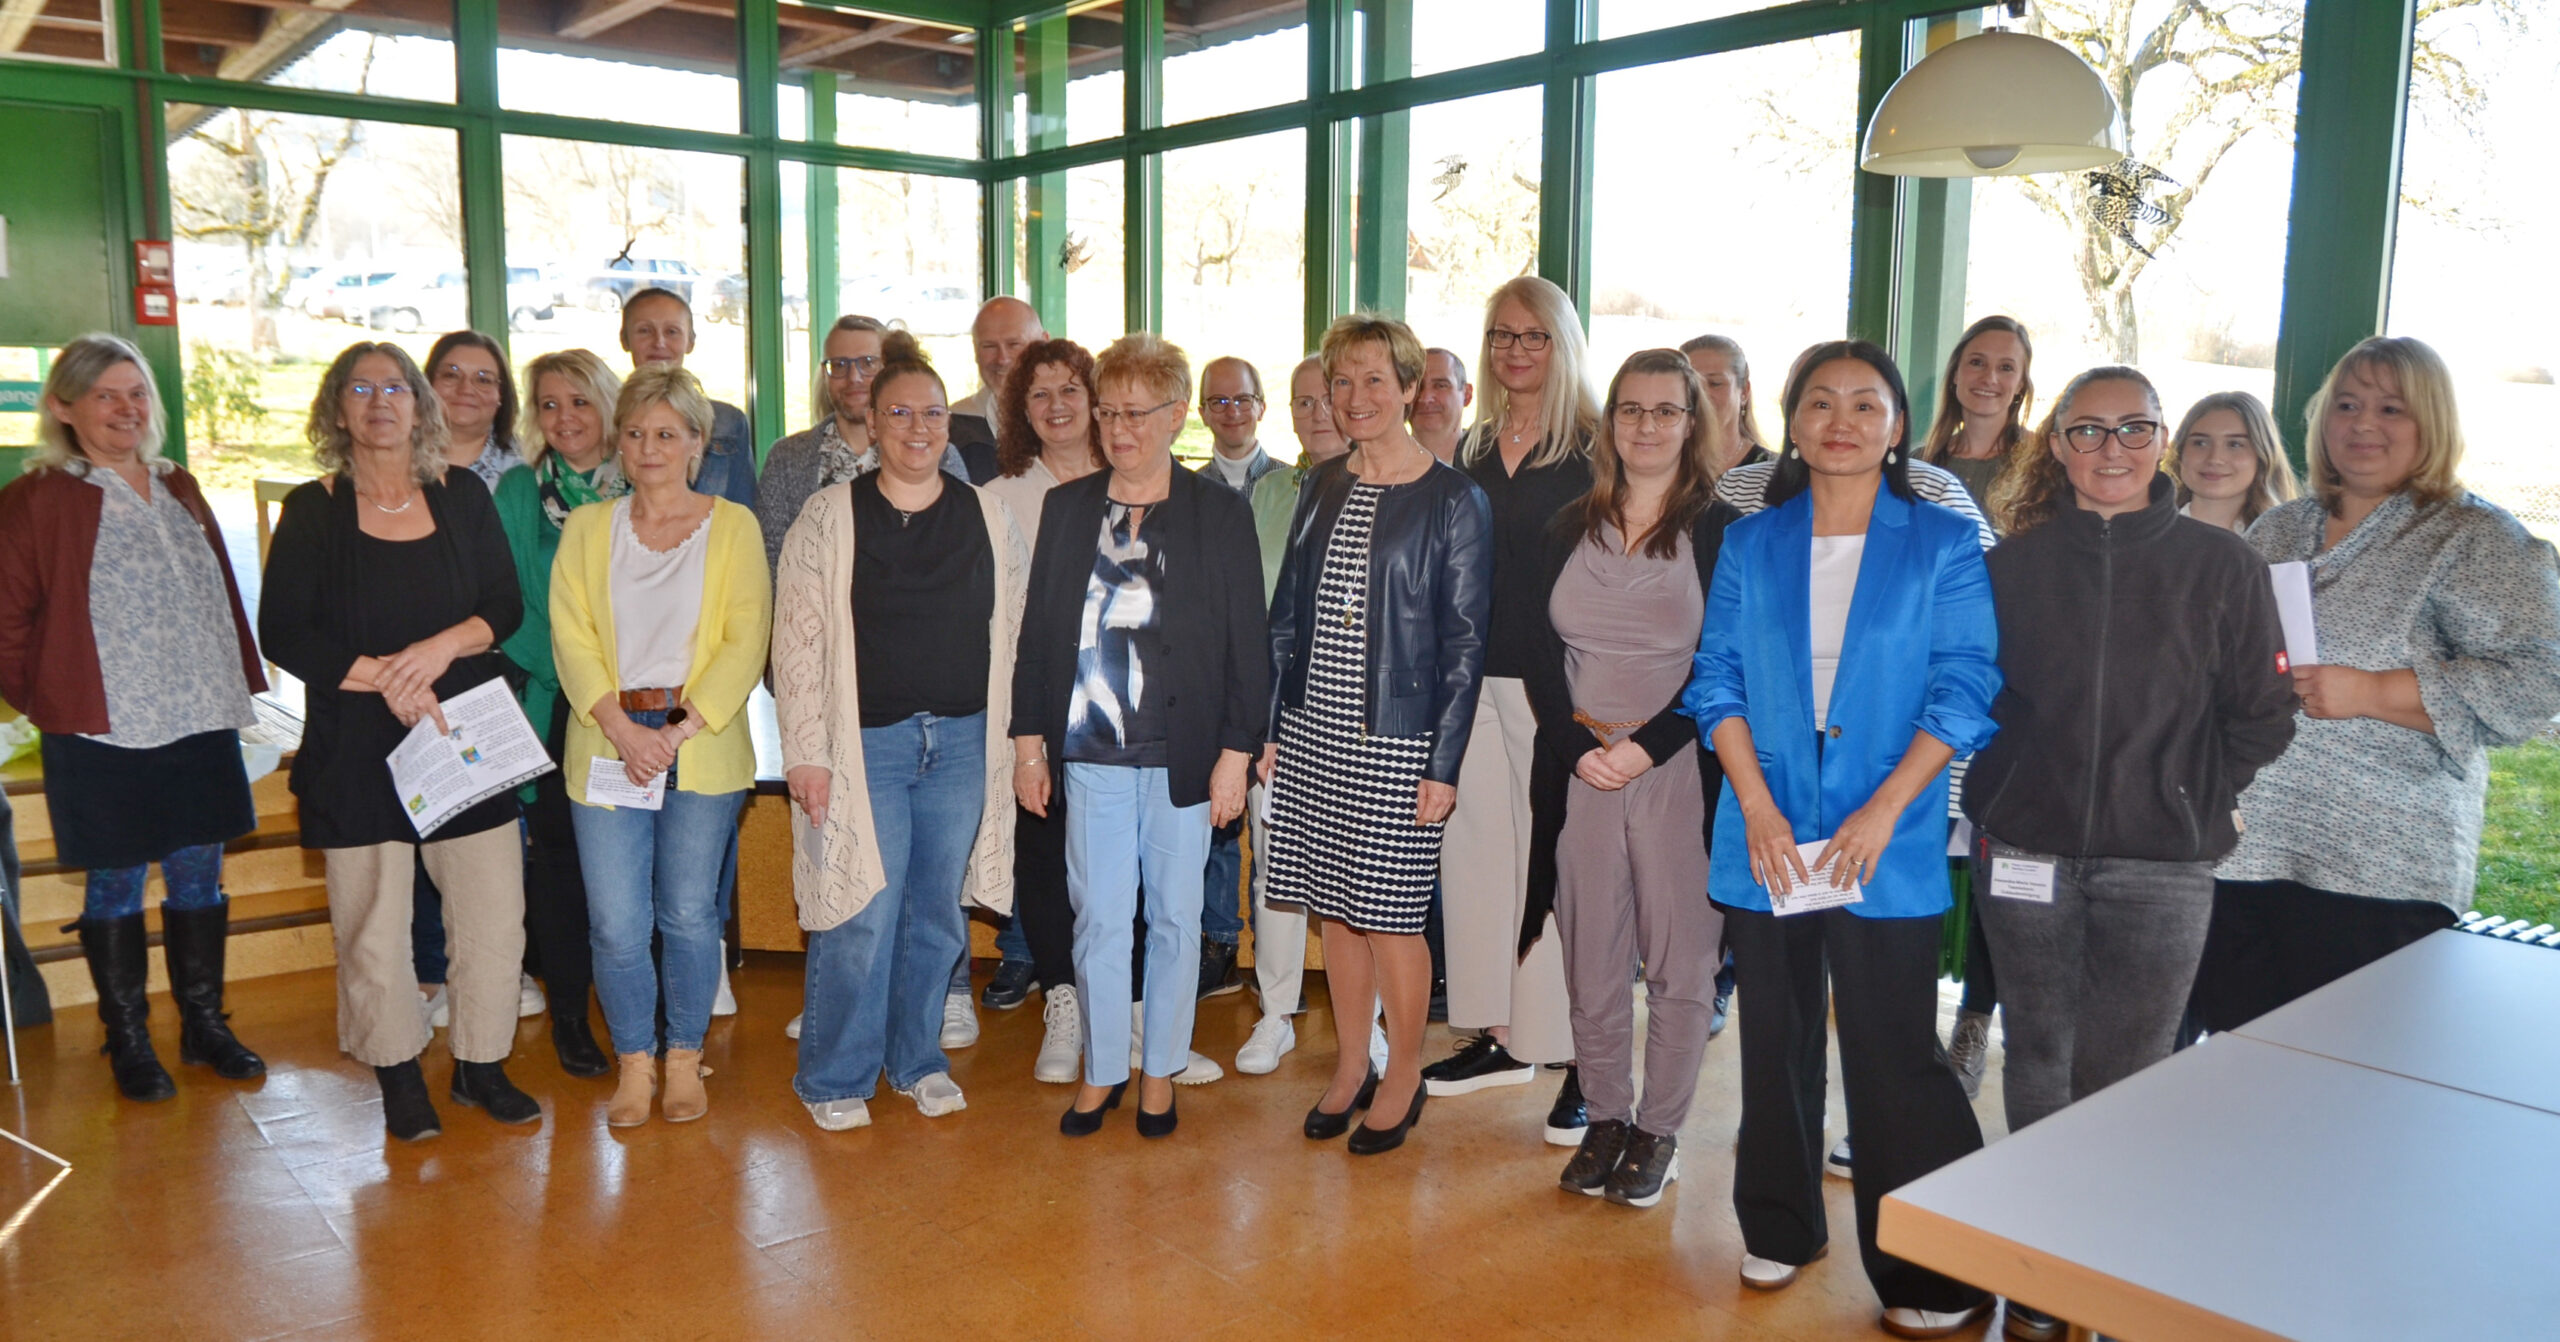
[1520,349,1741,1206]
[1009,333,1268,1139]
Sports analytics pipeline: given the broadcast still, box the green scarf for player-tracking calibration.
[534,451,627,531]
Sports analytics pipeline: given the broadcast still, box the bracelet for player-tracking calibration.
[1015,757,1047,768]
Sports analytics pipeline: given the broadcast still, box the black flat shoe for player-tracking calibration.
[1348,1083,1426,1156]
[1136,1094,1178,1139]
[552,1011,611,1079]
[1060,1081,1127,1137]
[1303,1067,1380,1140]
[451,1059,543,1125]
[376,1059,443,1142]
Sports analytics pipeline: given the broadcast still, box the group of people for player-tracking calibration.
[5,270,2557,1340]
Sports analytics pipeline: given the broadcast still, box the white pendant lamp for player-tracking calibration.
[1860,30,2125,177]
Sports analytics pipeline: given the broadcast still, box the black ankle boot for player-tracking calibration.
[451,1059,542,1125]
[376,1059,443,1141]
[162,903,267,1081]
[77,914,175,1102]
[550,995,610,1078]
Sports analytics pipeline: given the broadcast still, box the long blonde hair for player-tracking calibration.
[1466,275,1598,470]
[2167,391,2298,527]
[33,334,168,474]
[2305,336,2466,515]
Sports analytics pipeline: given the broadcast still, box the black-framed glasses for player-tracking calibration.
[1093,399,1180,429]
[1611,402,1692,429]
[1202,394,1262,413]
[824,356,882,378]
[1486,328,1552,351]
[2059,420,2161,452]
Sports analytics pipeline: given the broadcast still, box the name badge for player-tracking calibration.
[1986,843,2056,904]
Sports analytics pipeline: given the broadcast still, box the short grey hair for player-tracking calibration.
[308,342,449,485]
[34,334,167,474]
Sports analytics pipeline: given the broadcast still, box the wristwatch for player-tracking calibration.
[665,707,688,728]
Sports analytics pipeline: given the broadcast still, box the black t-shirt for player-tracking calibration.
[1460,429,1593,680]
[850,473,994,728]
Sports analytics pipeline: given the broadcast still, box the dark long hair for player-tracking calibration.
[426,329,518,451]
[1569,349,1725,559]
[1759,339,1916,509]
[997,337,1102,478]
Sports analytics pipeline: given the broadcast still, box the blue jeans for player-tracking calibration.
[994,912,1031,967]
[1065,763,1209,1085]
[795,713,984,1103]
[571,747,745,1056]
[1202,823,1243,947]
[85,842,225,920]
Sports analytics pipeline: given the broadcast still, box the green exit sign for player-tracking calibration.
[0,382,39,413]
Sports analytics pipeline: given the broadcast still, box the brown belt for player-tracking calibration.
[618,687,683,713]
[1573,709,1646,747]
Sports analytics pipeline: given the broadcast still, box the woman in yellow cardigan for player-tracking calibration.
[551,365,772,1126]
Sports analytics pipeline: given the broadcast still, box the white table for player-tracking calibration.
[1879,932,2560,1341]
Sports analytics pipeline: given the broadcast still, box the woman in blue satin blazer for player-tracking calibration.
[1677,341,2002,1336]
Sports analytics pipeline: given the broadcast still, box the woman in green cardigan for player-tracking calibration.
[492,347,625,1077]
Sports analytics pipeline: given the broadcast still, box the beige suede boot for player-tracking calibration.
[607,1052,657,1128]
[661,1048,709,1123]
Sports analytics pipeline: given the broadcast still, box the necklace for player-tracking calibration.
[360,488,416,515]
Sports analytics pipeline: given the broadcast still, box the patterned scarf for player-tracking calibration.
[815,417,869,487]
[534,449,627,531]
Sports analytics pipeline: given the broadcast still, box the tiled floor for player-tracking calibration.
[0,957,2015,1341]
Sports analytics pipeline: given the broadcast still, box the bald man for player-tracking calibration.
[946,295,1045,483]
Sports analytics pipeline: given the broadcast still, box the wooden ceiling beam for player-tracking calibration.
[555,0,672,42]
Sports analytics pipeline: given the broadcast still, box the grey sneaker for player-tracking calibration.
[896,1071,967,1117]
[805,1097,870,1131]
[1948,1009,1993,1100]
[940,991,980,1049]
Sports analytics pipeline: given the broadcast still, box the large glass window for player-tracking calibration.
[1162,4,1308,125]
[778,8,980,160]
[501,136,748,421]
[1005,7,1123,151]
[1596,1,1776,41]
[1349,87,1543,353]
[1162,128,1308,453]
[1061,162,1127,346]
[1589,34,1860,415]
[149,3,455,99]
[778,160,980,434]
[164,109,460,497]
[1961,6,2296,428]
[2390,6,2558,540]
[1344,0,1542,84]
[2,0,113,66]
[500,1,740,134]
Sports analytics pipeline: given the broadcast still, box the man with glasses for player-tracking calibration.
[1188,357,1281,1001]
[620,287,757,511]
[948,295,1045,483]
[1410,347,1474,464]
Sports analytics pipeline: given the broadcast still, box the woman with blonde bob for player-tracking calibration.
[0,335,268,1102]
[490,348,625,1077]
[1520,349,1742,1206]
[263,341,534,1140]
[2197,336,2560,1033]
[1436,275,1601,1138]
[551,365,772,1127]
[2167,390,2298,532]
[776,339,1024,1131]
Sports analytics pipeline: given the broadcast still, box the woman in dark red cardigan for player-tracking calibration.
[0,334,269,1102]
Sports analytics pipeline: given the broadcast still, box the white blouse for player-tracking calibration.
[609,498,710,690]
[1808,534,1866,731]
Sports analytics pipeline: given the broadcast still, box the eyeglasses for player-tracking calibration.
[435,365,499,388]
[1202,394,1262,413]
[823,356,881,378]
[2059,420,2161,452]
[1487,328,1553,352]
[346,381,410,399]
[880,406,949,428]
[1289,395,1328,414]
[1093,399,1180,429]
[1612,402,1692,429]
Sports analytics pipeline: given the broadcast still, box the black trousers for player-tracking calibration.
[1724,903,1989,1314]
[520,701,594,1001]
[1010,798,1079,991]
[1959,886,1998,1013]
[2189,879,2455,1034]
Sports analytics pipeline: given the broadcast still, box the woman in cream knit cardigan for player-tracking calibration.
[772,351,1026,1132]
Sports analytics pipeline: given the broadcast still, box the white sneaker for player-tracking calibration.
[941,991,980,1049]
[805,1097,869,1131]
[1236,1015,1296,1074]
[897,1071,967,1117]
[1741,1254,1804,1290]
[1173,1050,1223,1085]
[712,946,738,1017]
[1881,1303,1986,1337]
[783,1012,804,1041]
[1035,986,1082,1084]
[422,984,450,1031]
[517,972,547,1018]
[1827,1135,1853,1180]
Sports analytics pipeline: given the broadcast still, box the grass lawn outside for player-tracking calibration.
[2475,734,2560,927]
